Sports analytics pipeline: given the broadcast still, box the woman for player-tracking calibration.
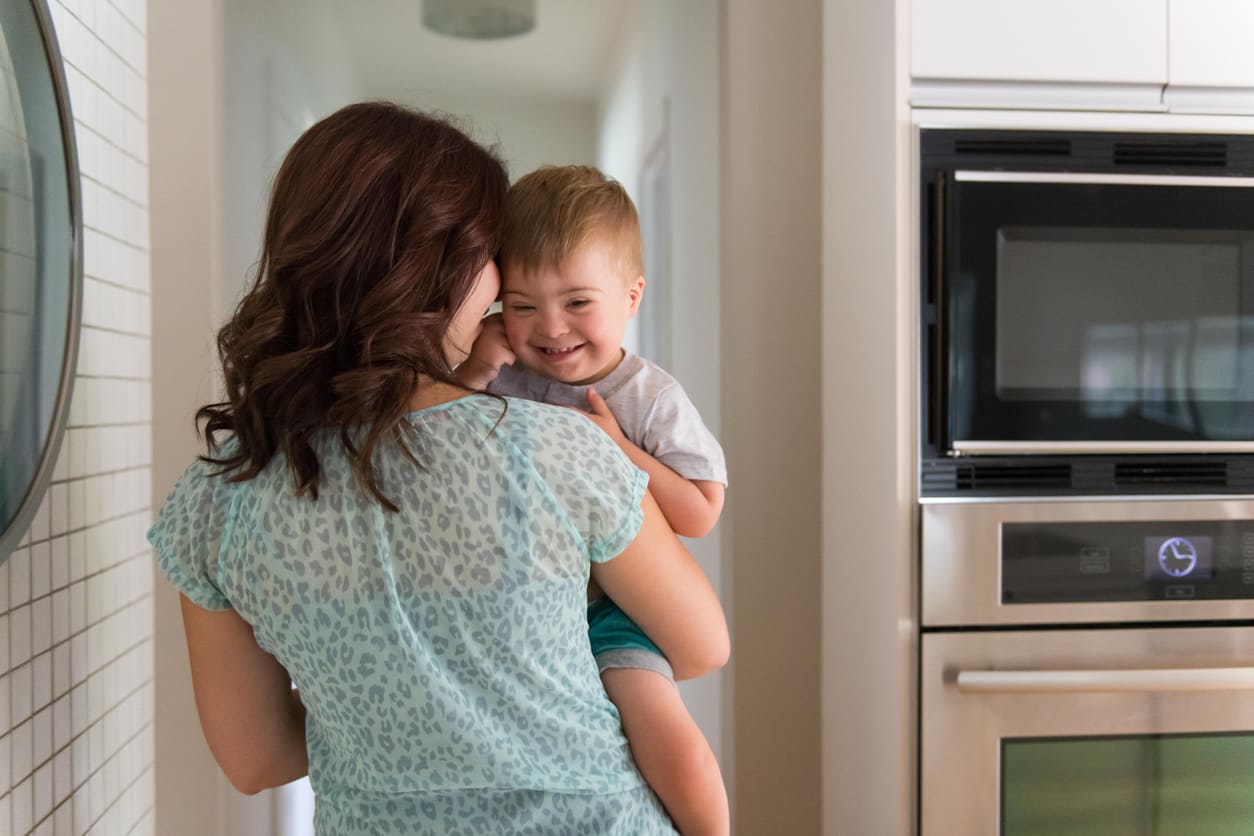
[149,101,728,834]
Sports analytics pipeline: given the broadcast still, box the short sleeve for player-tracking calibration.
[522,404,649,563]
[639,383,728,485]
[147,458,234,610]
[585,459,648,563]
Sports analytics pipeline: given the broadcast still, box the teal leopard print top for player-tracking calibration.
[150,395,677,834]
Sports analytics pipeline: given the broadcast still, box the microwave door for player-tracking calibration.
[939,173,1254,453]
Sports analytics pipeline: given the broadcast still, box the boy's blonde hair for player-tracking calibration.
[500,165,643,280]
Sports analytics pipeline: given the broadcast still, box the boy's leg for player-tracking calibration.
[589,596,730,834]
[601,668,729,836]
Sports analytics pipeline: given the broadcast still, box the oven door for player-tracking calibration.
[921,626,1254,836]
[929,169,1254,456]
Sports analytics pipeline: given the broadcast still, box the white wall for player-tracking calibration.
[221,0,362,315]
[822,0,916,832]
[1,0,156,833]
[148,0,227,833]
[595,0,726,773]
[721,1,824,831]
[390,92,599,182]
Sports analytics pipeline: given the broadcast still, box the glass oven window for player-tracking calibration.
[1002,733,1254,835]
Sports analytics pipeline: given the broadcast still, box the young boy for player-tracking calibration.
[458,165,729,835]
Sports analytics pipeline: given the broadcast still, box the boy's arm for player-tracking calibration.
[454,312,515,390]
[585,389,725,538]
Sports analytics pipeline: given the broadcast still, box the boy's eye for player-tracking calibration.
[510,304,535,313]
[567,299,589,309]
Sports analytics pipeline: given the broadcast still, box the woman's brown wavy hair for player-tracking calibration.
[197,102,508,511]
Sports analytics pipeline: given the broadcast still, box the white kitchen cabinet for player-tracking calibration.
[1165,0,1254,113]
[911,0,1167,110]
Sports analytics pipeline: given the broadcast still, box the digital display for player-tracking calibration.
[1001,521,1251,604]
[1144,535,1214,581]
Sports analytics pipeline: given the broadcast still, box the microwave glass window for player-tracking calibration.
[941,176,1254,446]
[996,228,1253,405]
[1002,733,1254,836]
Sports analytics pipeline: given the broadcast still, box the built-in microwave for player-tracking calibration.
[920,129,1254,497]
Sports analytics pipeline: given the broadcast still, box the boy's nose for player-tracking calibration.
[538,312,568,338]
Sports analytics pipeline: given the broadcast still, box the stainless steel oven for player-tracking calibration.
[920,499,1254,836]
[920,129,1254,498]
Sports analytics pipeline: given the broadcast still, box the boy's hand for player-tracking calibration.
[584,388,627,446]
[458,313,515,389]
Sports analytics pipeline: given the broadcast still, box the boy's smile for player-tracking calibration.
[500,238,644,386]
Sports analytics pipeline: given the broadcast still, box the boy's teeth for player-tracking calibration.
[543,346,578,355]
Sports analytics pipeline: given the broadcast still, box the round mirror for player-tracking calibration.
[0,0,82,562]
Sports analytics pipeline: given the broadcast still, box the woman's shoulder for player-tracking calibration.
[169,442,243,497]
[493,395,614,448]
[499,393,586,424]
[156,436,296,525]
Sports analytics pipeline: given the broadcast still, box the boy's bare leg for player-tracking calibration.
[601,667,730,836]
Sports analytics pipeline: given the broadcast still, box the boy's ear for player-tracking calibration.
[627,275,646,316]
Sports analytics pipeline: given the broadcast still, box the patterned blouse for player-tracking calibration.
[149,395,677,834]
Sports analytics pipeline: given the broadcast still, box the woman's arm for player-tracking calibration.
[178,595,308,794]
[590,491,730,681]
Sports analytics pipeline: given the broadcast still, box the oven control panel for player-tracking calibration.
[1002,520,1254,604]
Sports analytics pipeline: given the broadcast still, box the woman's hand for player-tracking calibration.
[456,313,515,389]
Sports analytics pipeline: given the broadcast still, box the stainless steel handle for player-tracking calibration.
[957,666,1254,694]
[951,440,1254,456]
[954,170,1254,187]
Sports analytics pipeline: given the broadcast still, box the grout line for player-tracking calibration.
[26,709,155,835]
[0,558,154,631]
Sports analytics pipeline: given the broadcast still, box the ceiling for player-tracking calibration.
[322,0,630,106]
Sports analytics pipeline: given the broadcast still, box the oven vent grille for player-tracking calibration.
[1112,141,1227,168]
[922,456,1254,496]
[1114,461,1230,489]
[953,138,1071,157]
[951,463,1072,492]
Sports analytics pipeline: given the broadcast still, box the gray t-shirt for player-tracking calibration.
[490,352,727,485]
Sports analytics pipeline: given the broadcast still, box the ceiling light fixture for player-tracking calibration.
[422,0,536,40]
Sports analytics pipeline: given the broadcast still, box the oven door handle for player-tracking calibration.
[956,666,1254,693]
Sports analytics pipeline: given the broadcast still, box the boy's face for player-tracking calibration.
[500,237,644,386]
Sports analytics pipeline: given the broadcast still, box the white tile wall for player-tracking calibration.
[1,1,153,834]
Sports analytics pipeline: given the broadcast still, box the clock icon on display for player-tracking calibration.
[1158,537,1199,578]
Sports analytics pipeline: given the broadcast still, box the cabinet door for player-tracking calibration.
[912,0,1166,86]
[1167,0,1254,112]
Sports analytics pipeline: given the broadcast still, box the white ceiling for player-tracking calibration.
[322,0,630,105]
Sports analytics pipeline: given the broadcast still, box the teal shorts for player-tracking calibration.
[587,596,673,681]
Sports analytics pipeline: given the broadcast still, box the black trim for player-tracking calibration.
[922,455,1254,497]
[922,618,1254,634]
[922,128,1254,176]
